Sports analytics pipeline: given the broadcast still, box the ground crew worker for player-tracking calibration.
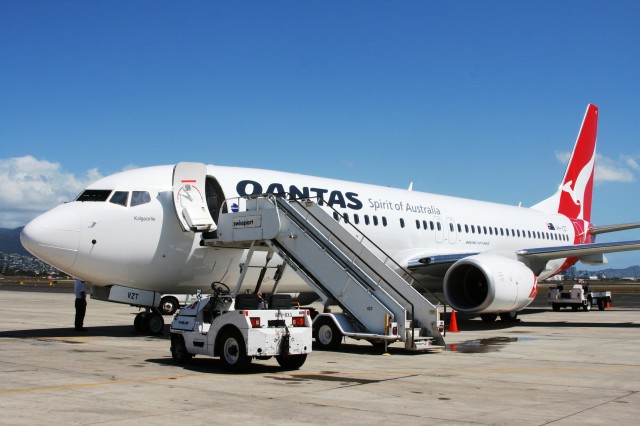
[74,279,87,331]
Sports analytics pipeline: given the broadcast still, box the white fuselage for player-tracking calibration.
[21,164,582,296]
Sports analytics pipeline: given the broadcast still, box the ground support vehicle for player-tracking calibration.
[170,283,312,371]
[589,290,612,310]
[547,284,593,311]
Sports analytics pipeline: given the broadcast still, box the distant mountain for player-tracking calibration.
[0,227,28,256]
[591,265,640,279]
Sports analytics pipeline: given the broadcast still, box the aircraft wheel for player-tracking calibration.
[160,296,179,315]
[314,317,342,350]
[480,314,498,322]
[552,303,560,311]
[219,329,251,371]
[276,354,307,370]
[583,301,591,311]
[571,305,579,311]
[170,335,192,364]
[134,312,148,332]
[146,312,165,335]
[499,311,518,322]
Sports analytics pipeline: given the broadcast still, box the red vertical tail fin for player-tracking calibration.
[533,104,598,222]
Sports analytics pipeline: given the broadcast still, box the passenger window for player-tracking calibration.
[365,215,370,225]
[109,191,129,207]
[354,214,360,225]
[131,191,151,207]
[382,217,387,227]
[373,216,379,226]
[333,212,340,221]
[450,223,454,232]
[437,222,442,231]
[399,218,405,228]
[465,224,469,233]
[343,213,349,224]
[77,189,112,202]
[423,220,428,230]
[416,220,420,229]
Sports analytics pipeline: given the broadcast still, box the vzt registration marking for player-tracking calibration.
[128,292,139,300]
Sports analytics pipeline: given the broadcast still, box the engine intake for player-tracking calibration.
[443,254,537,313]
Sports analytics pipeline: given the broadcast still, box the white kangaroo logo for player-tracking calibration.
[561,152,595,220]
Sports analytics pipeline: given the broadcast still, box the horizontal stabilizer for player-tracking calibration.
[589,222,640,235]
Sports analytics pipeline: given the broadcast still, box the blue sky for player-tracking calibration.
[1,1,639,269]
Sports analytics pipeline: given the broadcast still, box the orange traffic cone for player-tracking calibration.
[605,300,611,309]
[448,310,459,333]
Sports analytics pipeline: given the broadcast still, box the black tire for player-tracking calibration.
[134,312,148,332]
[480,313,498,322]
[499,311,518,322]
[170,334,192,364]
[276,354,307,370]
[583,301,591,311]
[160,296,179,315]
[552,303,560,311]
[146,312,165,335]
[218,329,251,371]
[314,317,342,350]
[598,299,605,310]
[571,305,579,311]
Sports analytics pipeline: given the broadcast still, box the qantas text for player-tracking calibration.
[236,180,363,210]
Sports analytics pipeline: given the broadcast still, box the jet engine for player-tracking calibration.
[443,254,537,313]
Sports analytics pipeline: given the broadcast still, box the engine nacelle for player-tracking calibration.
[443,254,537,313]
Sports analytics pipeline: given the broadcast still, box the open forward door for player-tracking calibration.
[173,162,216,232]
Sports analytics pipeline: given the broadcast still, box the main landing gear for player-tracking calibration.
[480,311,519,323]
[133,308,165,335]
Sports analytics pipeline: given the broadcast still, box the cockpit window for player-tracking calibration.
[109,191,129,207]
[131,191,151,207]
[76,190,112,202]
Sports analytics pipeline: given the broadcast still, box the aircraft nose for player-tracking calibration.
[21,204,81,271]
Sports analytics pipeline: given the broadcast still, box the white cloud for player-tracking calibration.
[0,156,103,228]
[555,151,637,184]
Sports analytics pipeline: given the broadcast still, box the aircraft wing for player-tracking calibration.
[517,240,640,262]
[404,252,479,284]
[404,240,640,282]
[407,253,478,270]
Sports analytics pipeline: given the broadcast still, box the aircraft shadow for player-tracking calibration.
[445,309,640,330]
[0,325,170,340]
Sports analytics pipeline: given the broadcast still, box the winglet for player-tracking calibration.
[532,104,598,222]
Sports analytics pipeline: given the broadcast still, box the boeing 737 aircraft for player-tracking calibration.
[20,104,640,333]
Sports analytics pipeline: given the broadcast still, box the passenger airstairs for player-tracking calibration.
[203,195,445,351]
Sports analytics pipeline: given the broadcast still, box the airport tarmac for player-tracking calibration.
[1,287,639,425]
